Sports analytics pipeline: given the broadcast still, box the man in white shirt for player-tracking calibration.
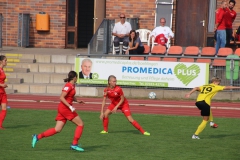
[112,13,132,55]
[150,18,174,46]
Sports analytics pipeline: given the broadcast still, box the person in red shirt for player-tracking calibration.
[215,1,227,55]
[100,75,150,136]
[0,55,8,129]
[32,71,85,152]
[225,0,237,47]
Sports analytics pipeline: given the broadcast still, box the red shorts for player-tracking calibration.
[55,104,78,123]
[0,93,7,104]
[108,103,131,117]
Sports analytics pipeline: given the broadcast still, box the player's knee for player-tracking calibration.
[126,116,134,122]
[55,128,62,133]
[77,121,84,126]
[104,111,111,117]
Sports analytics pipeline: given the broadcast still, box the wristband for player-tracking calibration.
[69,106,75,112]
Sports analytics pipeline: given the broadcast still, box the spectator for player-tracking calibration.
[225,0,237,47]
[149,18,174,47]
[112,13,132,55]
[215,1,227,54]
[126,30,144,55]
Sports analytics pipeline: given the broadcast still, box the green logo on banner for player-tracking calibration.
[174,63,200,86]
[92,73,99,79]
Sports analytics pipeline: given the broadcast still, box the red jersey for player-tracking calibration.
[154,34,168,46]
[225,7,236,29]
[59,82,76,107]
[104,85,128,106]
[216,8,227,30]
[0,67,6,93]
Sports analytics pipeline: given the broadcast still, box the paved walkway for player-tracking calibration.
[0,46,88,56]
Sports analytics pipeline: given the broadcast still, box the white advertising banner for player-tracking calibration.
[75,58,209,88]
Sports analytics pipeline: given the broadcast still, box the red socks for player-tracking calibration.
[0,110,7,128]
[131,120,145,134]
[72,125,84,145]
[37,128,57,140]
[103,117,109,132]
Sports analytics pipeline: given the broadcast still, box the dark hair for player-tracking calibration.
[129,30,138,42]
[64,71,78,82]
[107,75,116,87]
[229,0,236,6]
[0,55,6,61]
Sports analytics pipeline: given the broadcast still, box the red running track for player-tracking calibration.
[7,94,240,118]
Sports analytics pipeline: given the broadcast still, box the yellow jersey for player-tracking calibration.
[196,83,225,105]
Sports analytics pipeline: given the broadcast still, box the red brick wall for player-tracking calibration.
[1,0,240,48]
[106,0,177,44]
[0,0,66,48]
[106,0,156,30]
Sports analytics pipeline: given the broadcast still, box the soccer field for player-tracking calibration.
[0,109,239,160]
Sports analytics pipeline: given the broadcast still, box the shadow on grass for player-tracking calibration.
[208,134,238,139]
[44,144,110,152]
[109,130,140,135]
[5,124,32,129]
[81,144,110,152]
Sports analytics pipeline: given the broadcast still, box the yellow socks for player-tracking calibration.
[194,120,208,135]
[209,110,213,122]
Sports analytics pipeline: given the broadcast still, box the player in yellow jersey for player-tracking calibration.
[185,77,240,139]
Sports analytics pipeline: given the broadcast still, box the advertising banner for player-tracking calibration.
[75,58,209,88]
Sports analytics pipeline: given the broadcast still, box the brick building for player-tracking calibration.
[0,0,239,49]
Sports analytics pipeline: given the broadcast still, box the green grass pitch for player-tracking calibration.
[0,109,239,160]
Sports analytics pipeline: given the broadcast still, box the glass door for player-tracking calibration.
[66,0,78,49]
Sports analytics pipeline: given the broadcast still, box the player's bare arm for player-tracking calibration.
[60,91,71,107]
[223,86,240,90]
[100,95,107,120]
[112,95,124,113]
[185,87,200,98]
[74,97,85,104]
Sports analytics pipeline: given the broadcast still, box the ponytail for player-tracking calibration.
[63,71,78,82]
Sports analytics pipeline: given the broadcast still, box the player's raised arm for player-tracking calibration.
[223,86,240,90]
[185,87,200,98]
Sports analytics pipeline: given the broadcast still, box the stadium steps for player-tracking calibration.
[4,53,36,93]
[4,53,77,94]
[5,78,24,84]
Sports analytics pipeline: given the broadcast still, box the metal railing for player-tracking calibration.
[88,19,114,54]
[88,18,139,55]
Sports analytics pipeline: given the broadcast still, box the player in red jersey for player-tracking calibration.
[0,55,8,129]
[100,75,150,136]
[32,71,85,152]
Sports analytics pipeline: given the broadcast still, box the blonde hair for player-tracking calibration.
[211,77,221,83]
[107,75,116,87]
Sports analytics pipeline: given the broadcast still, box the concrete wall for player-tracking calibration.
[79,87,240,101]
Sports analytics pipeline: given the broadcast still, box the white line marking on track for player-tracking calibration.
[8,99,240,110]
